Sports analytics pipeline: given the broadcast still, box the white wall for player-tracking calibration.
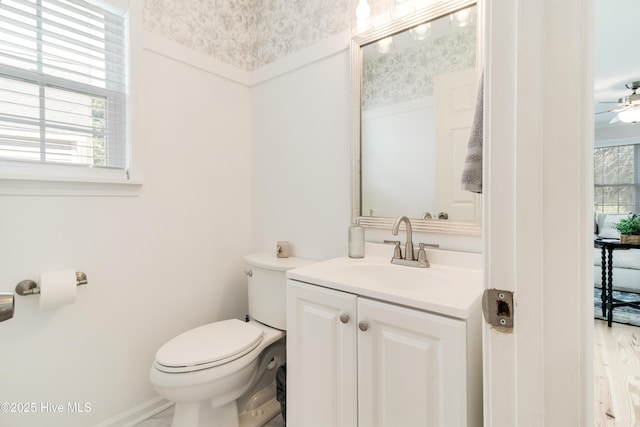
[250,51,352,261]
[0,46,252,426]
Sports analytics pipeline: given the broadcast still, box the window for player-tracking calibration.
[594,144,640,214]
[0,0,129,180]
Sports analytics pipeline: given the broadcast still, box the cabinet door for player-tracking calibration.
[286,280,358,427]
[357,298,467,427]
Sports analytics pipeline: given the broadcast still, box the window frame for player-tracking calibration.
[0,0,142,194]
[594,140,640,214]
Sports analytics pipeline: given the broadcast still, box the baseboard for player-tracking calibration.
[93,396,173,427]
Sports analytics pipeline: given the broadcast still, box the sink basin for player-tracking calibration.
[330,262,451,290]
[287,252,483,319]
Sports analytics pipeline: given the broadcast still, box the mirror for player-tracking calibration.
[351,0,482,235]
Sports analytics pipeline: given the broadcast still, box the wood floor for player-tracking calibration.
[594,319,640,426]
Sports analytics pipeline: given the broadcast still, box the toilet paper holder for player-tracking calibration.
[15,272,88,296]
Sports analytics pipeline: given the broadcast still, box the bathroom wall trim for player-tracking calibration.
[143,32,251,86]
[93,396,173,427]
[249,30,351,87]
[143,30,351,88]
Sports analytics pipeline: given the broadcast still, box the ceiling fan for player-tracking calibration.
[597,81,640,124]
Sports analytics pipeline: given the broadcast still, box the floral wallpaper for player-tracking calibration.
[143,0,382,71]
[142,0,475,85]
[362,25,476,110]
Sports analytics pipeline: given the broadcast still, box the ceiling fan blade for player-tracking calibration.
[595,106,626,115]
[615,105,632,113]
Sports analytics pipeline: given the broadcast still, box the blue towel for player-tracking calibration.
[461,71,483,193]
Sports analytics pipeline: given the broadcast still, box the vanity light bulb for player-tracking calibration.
[356,0,371,20]
[450,8,473,27]
[391,0,415,19]
[377,37,394,54]
[353,0,372,34]
[410,23,432,40]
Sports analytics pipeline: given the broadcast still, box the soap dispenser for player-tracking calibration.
[348,215,365,259]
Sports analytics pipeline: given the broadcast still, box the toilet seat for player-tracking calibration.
[155,319,264,373]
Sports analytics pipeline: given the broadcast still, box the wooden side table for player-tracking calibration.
[594,238,640,327]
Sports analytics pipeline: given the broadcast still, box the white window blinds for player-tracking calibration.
[0,0,128,172]
[594,144,640,214]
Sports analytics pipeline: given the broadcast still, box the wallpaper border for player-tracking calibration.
[143,30,351,88]
[143,32,251,86]
[250,30,351,86]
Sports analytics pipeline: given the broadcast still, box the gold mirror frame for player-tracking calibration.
[350,0,482,236]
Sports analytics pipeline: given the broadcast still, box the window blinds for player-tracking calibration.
[0,0,127,170]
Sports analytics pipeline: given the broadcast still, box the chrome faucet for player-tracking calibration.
[388,216,439,268]
[392,215,415,261]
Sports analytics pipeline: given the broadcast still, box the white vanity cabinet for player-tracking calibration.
[287,279,482,427]
[286,280,358,427]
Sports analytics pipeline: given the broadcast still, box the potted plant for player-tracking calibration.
[616,214,640,244]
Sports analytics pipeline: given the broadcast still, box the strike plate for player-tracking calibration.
[482,289,514,328]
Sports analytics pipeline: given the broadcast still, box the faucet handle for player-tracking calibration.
[417,243,427,259]
[416,244,430,268]
[384,240,402,259]
[419,242,440,249]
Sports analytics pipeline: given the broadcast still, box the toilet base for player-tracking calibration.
[238,396,282,427]
[163,338,286,427]
[172,400,238,427]
[169,395,281,427]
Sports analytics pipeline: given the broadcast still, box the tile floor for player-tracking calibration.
[135,406,285,427]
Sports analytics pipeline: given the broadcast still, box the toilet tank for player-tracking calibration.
[244,252,313,330]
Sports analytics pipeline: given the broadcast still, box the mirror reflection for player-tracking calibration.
[359,5,478,223]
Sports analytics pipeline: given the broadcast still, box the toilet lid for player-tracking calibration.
[155,319,263,373]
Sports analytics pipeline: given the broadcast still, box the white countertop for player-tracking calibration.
[287,245,483,319]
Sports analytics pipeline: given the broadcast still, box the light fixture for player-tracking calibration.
[610,82,640,124]
[449,8,474,27]
[353,0,372,34]
[377,36,394,54]
[391,0,415,19]
[618,108,640,124]
[410,23,432,40]
[620,83,640,106]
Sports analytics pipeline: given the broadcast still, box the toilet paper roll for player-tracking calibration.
[39,269,77,310]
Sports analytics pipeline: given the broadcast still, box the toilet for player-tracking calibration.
[150,252,312,427]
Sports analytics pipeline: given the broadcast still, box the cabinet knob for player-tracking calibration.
[339,313,350,324]
[358,321,369,332]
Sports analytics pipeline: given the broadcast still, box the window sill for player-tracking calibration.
[0,163,142,197]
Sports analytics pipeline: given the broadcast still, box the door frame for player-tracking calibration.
[483,0,594,425]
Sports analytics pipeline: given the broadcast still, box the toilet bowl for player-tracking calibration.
[149,252,312,427]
